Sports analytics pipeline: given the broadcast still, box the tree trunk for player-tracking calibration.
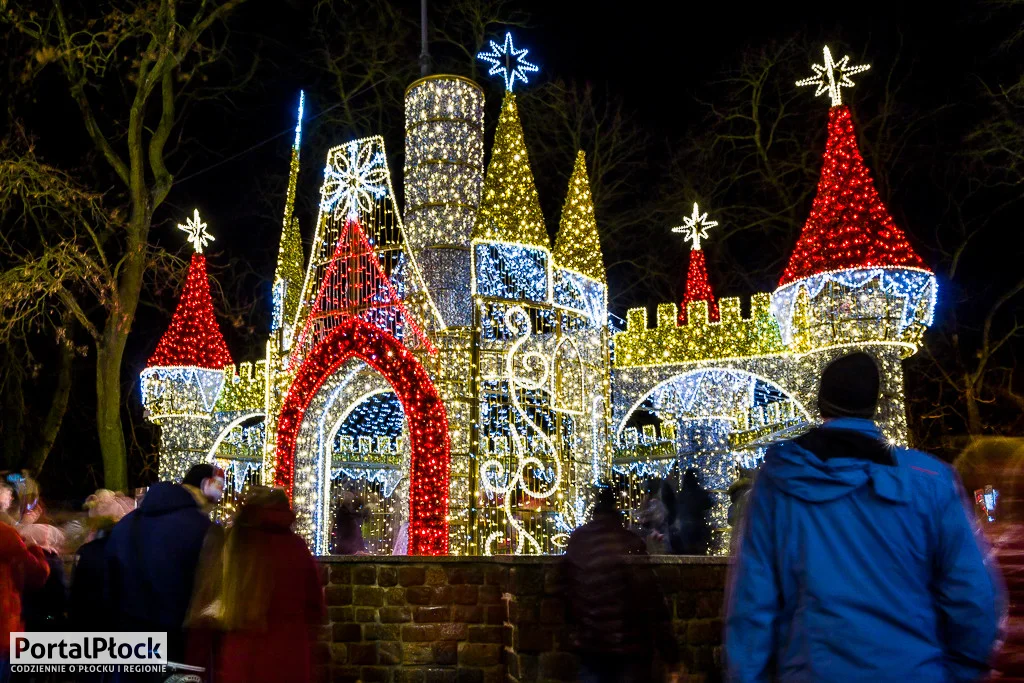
[1,352,26,471]
[96,343,128,491]
[25,339,75,476]
[95,214,150,491]
[965,383,983,435]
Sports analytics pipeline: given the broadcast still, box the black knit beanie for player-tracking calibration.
[818,352,880,419]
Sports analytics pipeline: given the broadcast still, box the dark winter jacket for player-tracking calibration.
[725,417,1005,682]
[673,479,713,554]
[70,534,112,631]
[564,513,678,664]
[22,548,67,631]
[105,482,212,656]
[330,511,366,555]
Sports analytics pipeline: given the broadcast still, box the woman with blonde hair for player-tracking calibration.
[190,486,324,683]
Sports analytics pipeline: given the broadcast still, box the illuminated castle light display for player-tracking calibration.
[140,42,936,555]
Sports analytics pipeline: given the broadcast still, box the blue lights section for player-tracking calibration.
[473,242,549,303]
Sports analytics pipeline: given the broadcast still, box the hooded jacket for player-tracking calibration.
[105,482,212,639]
[216,502,325,683]
[725,418,1005,682]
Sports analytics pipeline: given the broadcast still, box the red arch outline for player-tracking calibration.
[274,317,450,555]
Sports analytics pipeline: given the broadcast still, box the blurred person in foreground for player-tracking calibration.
[725,351,1005,682]
[105,479,213,665]
[0,473,50,683]
[183,463,226,513]
[565,484,682,683]
[636,478,673,554]
[69,490,135,630]
[18,505,68,633]
[955,437,1024,679]
[673,468,712,555]
[189,486,325,683]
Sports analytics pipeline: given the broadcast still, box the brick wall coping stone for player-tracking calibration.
[317,554,731,565]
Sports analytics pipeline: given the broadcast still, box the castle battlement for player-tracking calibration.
[615,293,786,368]
[214,359,268,413]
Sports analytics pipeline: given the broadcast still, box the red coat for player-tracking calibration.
[217,507,325,683]
[0,522,50,655]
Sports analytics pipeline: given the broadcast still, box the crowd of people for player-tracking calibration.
[633,468,715,555]
[0,350,1016,683]
[0,465,326,683]
[563,352,1008,682]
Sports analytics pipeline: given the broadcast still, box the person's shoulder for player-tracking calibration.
[895,448,959,505]
[896,447,955,481]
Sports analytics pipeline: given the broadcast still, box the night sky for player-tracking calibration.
[7,0,1019,497]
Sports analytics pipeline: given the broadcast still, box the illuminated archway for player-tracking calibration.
[275,317,450,555]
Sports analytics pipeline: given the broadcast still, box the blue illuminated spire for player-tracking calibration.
[477,32,539,92]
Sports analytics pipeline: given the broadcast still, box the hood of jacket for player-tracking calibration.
[762,418,910,505]
[138,482,201,517]
[238,503,295,531]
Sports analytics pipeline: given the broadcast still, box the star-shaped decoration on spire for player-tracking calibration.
[796,45,870,107]
[178,209,214,253]
[477,32,539,92]
[671,203,718,251]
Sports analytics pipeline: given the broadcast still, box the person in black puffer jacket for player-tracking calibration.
[564,485,681,683]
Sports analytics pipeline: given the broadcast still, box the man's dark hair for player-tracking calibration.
[183,464,216,489]
[818,352,881,419]
[593,483,619,514]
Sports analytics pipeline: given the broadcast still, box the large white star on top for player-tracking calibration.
[477,32,539,92]
[671,203,718,251]
[796,45,870,107]
[177,209,214,253]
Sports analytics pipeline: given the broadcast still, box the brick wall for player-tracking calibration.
[316,556,728,683]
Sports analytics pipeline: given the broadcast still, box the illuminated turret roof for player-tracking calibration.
[779,105,928,286]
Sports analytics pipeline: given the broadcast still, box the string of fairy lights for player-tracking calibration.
[140,40,935,557]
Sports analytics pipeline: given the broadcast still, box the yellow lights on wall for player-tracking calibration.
[615,294,786,368]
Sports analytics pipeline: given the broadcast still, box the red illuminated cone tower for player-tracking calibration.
[140,210,234,483]
[147,252,233,369]
[673,202,721,324]
[779,105,926,286]
[772,45,938,446]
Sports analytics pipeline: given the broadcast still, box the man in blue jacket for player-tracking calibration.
[725,352,1004,682]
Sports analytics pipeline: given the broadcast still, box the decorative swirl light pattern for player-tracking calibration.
[479,305,567,555]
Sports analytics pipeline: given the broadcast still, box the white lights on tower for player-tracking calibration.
[319,139,389,220]
[796,45,870,107]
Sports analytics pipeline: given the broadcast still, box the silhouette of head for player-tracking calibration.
[593,483,618,514]
[818,352,880,419]
[183,463,226,503]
